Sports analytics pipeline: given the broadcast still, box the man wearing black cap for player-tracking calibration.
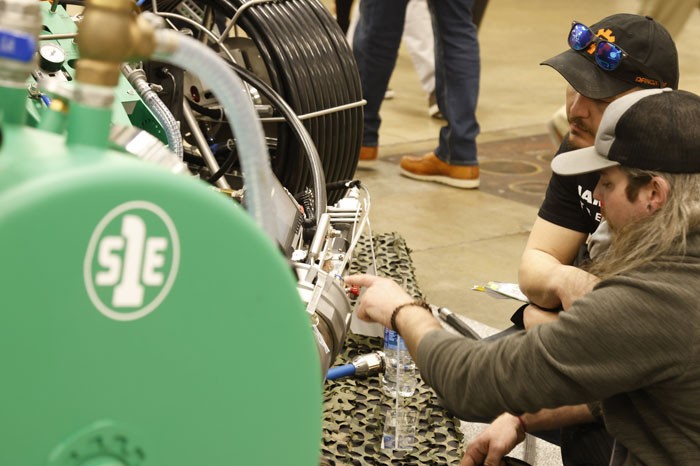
[517,13,679,329]
[503,14,680,464]
[346,88,700,466]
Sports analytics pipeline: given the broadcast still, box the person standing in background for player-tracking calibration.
[402,0,442,119]
[345,0,444,119]
[343,0,488,120]
[334,0,354,34]
[353,0,482,189]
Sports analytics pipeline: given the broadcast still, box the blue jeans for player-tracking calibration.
[353,0,480,166]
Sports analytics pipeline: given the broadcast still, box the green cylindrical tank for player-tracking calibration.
[0,110,322,464]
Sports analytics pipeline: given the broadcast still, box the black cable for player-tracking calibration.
[218,58,322,222]
[309,0,363,180]
[203,0,362,204]
[276,2,337,188]
[183,147,205,166]
[186,98,223,120]
[139,0,182,12]
[275,0,359,198]
[177,0,361,207]
[285,0,342,185]
[294,0,344,182]
[207,148,237,184]
[325,179,358,193]
[58,0,361,204]
[252,4,316,192]
[220,1,303,192]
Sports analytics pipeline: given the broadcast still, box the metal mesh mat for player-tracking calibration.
[320,232,464,465]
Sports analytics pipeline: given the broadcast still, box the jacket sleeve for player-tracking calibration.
[416,272,693,420]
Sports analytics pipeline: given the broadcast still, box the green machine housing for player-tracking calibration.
[0,2,322,465]
[27,2,167,142]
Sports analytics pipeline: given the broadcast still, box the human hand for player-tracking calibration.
[460,413,525,466]
[556,266,599,310]
[522,304,561,329]
[344,274,413,329]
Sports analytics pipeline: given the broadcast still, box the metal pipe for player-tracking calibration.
[216,0,273,44]
[258,99,367,123]
[76,0,156,87]
[200,5,213,46]
[182,99,231,190]
[155,12,237,65]
[335,186,371,273]
[308,213,331,262]
[39,33,77,40]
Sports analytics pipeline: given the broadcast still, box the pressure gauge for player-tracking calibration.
[38,43,66,73]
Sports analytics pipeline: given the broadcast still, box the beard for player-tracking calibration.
[566,117,596,150]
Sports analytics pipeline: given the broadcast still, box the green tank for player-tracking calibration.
[0,3,322,464]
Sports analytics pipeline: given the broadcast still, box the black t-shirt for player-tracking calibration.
[538,139,602,235]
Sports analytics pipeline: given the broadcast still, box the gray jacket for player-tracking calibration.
[417,234,700,465]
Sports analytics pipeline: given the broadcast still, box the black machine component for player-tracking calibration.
[141,0,363,205]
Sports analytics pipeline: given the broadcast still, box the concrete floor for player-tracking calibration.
[318,3,700,464]
[347,0,700,329]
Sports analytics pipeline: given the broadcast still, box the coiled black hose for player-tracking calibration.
[203,0,363,204]
[64,0,361,206]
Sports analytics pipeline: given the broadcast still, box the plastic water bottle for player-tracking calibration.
[381,406,418,451]
[382,327,417,397]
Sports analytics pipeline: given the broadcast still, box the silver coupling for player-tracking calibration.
[0,0,42,83]
[351,351,385,377]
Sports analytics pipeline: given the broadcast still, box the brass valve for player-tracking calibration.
[76,0,156,87]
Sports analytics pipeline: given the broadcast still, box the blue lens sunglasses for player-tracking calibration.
[568,21,664,87]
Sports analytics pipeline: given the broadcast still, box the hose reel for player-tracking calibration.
[143,0,364,205]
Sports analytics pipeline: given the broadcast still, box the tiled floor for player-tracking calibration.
[343,0,700,329]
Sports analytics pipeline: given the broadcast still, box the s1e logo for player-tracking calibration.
[84,201,180,321]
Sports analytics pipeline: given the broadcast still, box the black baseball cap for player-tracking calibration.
[551,89,700,176]
[542,14,679,100]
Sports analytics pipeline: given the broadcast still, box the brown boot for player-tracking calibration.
[400,152,479,189]
[357,145,378,167]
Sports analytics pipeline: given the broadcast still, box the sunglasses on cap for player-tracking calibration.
[568,21,664,87]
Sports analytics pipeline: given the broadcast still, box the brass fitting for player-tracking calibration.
[76,0,156,87]
[49,98,69,114]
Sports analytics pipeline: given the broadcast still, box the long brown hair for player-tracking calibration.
[587,168,700,279]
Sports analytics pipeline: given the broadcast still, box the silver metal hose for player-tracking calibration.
[121,64,183,160]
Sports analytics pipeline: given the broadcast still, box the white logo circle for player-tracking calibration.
[84,201,180,321]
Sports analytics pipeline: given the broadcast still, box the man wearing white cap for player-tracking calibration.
[346,88,700,465]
